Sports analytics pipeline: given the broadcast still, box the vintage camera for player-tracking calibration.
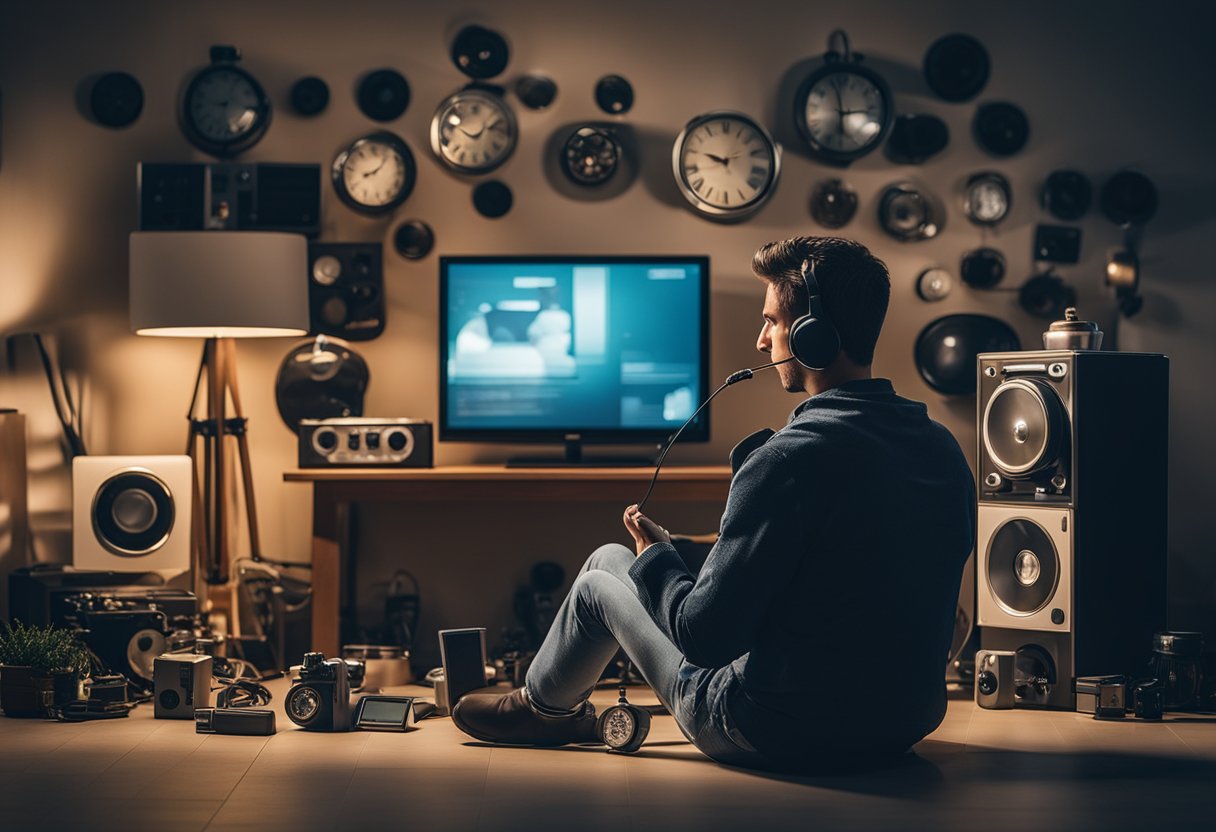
[975,649,1017,709]
[285,651,352,731]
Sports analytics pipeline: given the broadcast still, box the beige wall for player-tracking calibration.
[2,0,1213,663]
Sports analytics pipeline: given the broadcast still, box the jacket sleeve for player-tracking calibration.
[627,444,805,668]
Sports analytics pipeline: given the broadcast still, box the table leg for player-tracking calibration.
[310,485,345,656]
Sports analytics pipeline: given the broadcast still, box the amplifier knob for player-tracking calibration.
[316,429,338,451]
[347,431,361,450]
[984,366,997,377]
[1048,362,1067,379]
[984,473,1003,489]
[1051,474,1067,491]
[387,430,408,452]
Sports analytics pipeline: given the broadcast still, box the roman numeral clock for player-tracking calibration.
[672,111,781,221]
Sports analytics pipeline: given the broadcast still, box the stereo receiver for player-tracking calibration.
[299,418,433,468]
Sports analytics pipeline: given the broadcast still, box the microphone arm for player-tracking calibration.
[635,357,792,514]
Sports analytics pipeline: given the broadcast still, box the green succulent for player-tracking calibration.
[0,621,92,679]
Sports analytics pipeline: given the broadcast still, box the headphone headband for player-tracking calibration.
[800,258,827,319]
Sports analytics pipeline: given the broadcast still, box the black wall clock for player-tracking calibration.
[357,69,410,122]
[794,30,893,165]
[180,45,271,158]
[90,72,144,128]
[561,125,621,186]
[331,131,417,215]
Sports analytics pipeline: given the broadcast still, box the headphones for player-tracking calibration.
[788,258,841,370]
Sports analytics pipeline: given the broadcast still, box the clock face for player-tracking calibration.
[429,89,517,174]
[965,172,1012,226]
[182,66,270,155]
[795,66,892,162]
[332,132,417,215]
[672,111,780,219]
[561,126,620,186]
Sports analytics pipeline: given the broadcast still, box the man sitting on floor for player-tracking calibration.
[453,236,976,771]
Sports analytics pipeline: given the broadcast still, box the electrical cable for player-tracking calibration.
[636,358,793,514]
[215,679,273,708]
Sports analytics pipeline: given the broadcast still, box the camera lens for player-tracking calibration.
[286,685,321,725]
[978,671,999,696]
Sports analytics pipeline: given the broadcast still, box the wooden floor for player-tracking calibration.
[1,678,1214,831]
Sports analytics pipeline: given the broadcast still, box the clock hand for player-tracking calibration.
[700,152,729,165]
[362,161,386,178]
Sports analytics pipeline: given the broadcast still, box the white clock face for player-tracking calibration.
[188,68,263,142]
[801,71,888,155]
[342,141,406,207]
[332,132,416,214]
[430,90,517,173]
[673,112,779,217]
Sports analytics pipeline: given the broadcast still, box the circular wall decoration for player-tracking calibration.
[973,101,1029,157]
[923,33,990,102]
[793,30,893,165]
[451,25,510,80]
[357,69,410,122]
[1041,169,1091,221]
[331,131,417,215]
[594,75,634,115]
[1019,272,1077,319]
[516,74,557,110]
[1100,170,1158,226]
[878,182,941,241]
[90,72,144,128]
[393,220,435,260]
[916,268,954,302]
[179,45,272,157]
[430,87,518,174]
[961,247,1007,289]
[561,125,621,187]
[915,314,1021,395]
[809,179,858,228]
[672,110,781,221]
[473,180,513,218]
[963,172,1012,226]
[291,76,330,116]
[885,114,949,165]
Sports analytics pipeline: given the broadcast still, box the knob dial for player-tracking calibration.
[316,429,338,451]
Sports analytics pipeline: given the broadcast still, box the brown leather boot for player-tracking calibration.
[452,688,600,747]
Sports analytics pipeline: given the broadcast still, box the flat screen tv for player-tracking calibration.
[439,255,710,465]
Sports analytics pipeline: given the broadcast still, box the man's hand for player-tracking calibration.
[623,504,671,556]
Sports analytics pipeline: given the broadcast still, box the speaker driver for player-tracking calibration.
[987,518,1060,614]
[127,628,168,681]
[982,379,1065,477]
[92,471,175,556]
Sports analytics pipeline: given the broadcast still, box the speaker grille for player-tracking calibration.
[92,471,175,556]
[982,378,1065,476]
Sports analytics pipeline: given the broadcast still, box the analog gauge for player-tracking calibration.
[180,46,271,157]
[331,131,417,215]
[430,88,518,174]
[672,110,781,220]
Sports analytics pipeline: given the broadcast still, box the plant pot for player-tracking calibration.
[0,665,77,718]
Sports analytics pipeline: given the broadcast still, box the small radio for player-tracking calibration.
[299,418,433,468]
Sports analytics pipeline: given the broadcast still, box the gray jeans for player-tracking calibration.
[524,543,767,768]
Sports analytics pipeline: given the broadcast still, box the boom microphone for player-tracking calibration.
[635,357,793,513]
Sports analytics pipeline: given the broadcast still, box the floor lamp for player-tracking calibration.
[129,232,309,627]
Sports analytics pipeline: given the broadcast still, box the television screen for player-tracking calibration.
[440,256,709,446]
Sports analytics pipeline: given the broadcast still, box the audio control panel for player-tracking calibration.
[299,418,433,468]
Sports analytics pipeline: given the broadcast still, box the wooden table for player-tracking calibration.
[284,465,732,655]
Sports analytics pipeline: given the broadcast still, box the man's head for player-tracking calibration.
[752,236,890,393]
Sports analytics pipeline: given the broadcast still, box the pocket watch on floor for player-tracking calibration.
[794,30,893,165]
[180,45,271,158]
[597,687,651,753]
[331,132,417,215]
[430,87,518,174]
[672,110,781,221]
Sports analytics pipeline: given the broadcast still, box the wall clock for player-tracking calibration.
[430,87,518,174]
[331,131,417,215]
[964,171,1012,226]
[180,45,271,158]
[794,30,893,165]
[671,110,780,220]
[561,125,621,186]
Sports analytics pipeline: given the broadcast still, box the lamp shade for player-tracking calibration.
[130,231,309,338]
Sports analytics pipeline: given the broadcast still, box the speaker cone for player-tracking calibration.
[982,378,1066,477]
[987,518,1060,614]
[92,470,175,556]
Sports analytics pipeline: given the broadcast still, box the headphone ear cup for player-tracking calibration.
[789,315,841,371]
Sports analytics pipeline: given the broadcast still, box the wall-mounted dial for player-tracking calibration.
[672,111,780,220]
[561,126,621,186]
[429,87,517,174]
[964,172,1012,226]
[180,45,271,158]
[794,31,892,164]
[331,132,417,215]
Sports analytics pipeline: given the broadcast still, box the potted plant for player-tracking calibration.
[0,621,91,718]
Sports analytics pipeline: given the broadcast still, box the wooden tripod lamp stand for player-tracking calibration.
[129,232,309,621]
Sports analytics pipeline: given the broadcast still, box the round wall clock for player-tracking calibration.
[964,172,1012,226]
[430,87,518,174]
[331,131,417,215]
[671,110,780,220]
[794,30,893,165]
[561,125,621,186]
[180,45,271,157]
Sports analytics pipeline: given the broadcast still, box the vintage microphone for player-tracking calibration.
[635,357,793,513]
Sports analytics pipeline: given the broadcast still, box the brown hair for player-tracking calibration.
[751,236,891,366]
